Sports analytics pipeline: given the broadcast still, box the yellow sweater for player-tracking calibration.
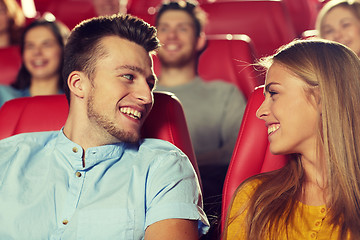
[225,179,349,240]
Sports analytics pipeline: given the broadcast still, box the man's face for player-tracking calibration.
[156,10,199,68]
[86,36,156,143]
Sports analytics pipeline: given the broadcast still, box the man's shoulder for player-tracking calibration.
[0,131,59,148]
[138,138,184,154]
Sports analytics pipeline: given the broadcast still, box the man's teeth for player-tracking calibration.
[268,124,280,135]
[120,107,141,120]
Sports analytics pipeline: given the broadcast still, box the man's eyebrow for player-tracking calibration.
[116,65,145,75]
[116,65,156,81]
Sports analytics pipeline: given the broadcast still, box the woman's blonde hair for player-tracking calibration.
[316,0,360,37]
[224,39,360,239]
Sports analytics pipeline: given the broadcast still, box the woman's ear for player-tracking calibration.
[67,71,86,99]
[196,32,207,52]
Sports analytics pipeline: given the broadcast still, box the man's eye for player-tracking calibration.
[122,74,134,81]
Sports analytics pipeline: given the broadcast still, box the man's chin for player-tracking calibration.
[112,130,140,143]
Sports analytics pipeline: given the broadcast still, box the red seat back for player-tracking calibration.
[201,0,297,57]
[221,87,288,231]
[198,34,262,99]
[0,46,22,85]
[42,0,97,30]
[153,34,262,100]
[0,92,200,180]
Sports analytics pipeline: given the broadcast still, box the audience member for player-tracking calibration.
[0,19,69,107]
[0,0,25,48]
[92,0,127,16]
[154,0,246,236]
[316,0,360,56]
[224,39,360,239]
[0,14,209,239]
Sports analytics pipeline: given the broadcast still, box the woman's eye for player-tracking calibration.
[269,91,277,97]
[122,74,134,81]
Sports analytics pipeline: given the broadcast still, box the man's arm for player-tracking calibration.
[145,219,198,240]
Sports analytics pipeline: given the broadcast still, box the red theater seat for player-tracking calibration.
[0,92,200,182]
[221,87,288,231]
[0,46,21,85]
[199,34,262,100]
[282,0,322,36]
[201,0,297,57]
[43,0,97,29]
[153,34,262,100]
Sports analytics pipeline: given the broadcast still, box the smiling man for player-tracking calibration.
[0,14,209,239]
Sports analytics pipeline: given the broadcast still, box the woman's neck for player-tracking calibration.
[299,153,328,206]
[29,76,60,96]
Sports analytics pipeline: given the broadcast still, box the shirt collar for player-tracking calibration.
[55,129,130,170]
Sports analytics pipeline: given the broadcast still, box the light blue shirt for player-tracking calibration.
[0,130,209,239]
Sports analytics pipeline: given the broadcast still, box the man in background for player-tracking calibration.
[155,1,246,238]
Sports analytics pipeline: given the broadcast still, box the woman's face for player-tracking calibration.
[256,63,321,157]
[321,6,360,56]
[23,25,62,81]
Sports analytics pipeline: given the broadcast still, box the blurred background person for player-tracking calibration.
[0,19,69,107]
[0,0,25,48]
[316,0,360,56]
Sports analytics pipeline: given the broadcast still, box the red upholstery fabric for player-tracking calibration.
[221,87,288,231]
[198,34,262,100]
[43,1,97,30]
[282,0,322,36]
[201,0,297,57]
[153,34,262,100]
[0,46,21,85]
[0,91,200,181]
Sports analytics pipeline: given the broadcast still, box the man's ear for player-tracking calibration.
[196,32,207,52]
[67,71,87,99]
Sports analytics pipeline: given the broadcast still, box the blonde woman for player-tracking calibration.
[316,0,360,57]
[224,39,360,239]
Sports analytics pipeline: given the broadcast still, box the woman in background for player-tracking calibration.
[0,19,69,107]
[316,0,360,57]
[0,0,24,47]
[224,39,360,239]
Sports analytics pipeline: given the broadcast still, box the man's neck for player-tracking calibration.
[158,64,196,87]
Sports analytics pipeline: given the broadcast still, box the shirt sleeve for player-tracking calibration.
[144,149,210,235]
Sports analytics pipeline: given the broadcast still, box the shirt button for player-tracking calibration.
[311,232,316,238]
[320,208,326,213]
[75,171,82,177]
[72,147,78,153]
[315,221,321,226]
[62,219,69,225]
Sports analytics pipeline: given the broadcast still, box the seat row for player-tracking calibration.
[17,0,327,57]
